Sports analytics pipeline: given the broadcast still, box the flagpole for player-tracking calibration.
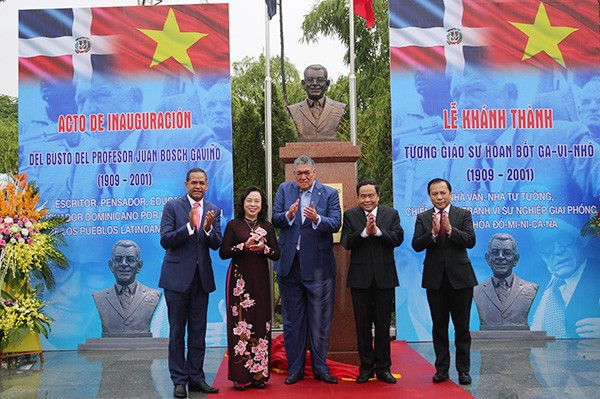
[264,0,275,333]
[264,7,273,222]
[349,0,357,145]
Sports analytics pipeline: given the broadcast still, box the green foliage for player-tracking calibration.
[231,55,299,201]
[301,0,394,205]
[0,95,18,174]
[0,117,18,175]
[0,95,18,121]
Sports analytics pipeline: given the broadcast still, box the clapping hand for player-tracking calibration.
[287,199,300,220]
[203,210,215,231]
[303,201,319,223]
[366,212,377,235]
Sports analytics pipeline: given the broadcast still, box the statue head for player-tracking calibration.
[576,79,600,139]
[108,240,143,286]
[302,64,330,101]
[485,233,520,279]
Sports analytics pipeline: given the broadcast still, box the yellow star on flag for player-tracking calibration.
[138,8,207,73]
[508,2,577,68]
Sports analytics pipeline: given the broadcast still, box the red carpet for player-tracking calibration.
[213,339,475,398]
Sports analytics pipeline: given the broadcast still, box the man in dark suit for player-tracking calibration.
[159,168,222,398]
[341,179,404,384]
[272,155,341,385]
[92,240,161,337]
[286,64,346,141]
[412,178,477,385]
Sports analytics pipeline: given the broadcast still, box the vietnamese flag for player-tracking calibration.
[463,0,599,69]
[92,5,229,77]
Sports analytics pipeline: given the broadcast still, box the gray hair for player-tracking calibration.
[293,155,315,170]
[488,233,517,252]
[112,240,141,258]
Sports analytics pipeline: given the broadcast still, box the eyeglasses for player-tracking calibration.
[304,77,327,84]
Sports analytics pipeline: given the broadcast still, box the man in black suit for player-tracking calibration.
[412,178,477,385]
[159,168,222,398]
[341,179,404,384]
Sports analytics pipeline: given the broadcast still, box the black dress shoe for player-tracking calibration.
[376,370,397,384]
[314,373,338,384]
[188,381,219,394]
[173,384,187,398]
[233,382,248,391]
[356,372,373,384]
[432,371,449,383]
[284,373,304,385]
[252,381,266,389]
[459,371,472,385]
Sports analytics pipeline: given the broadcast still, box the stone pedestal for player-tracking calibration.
[279,141,361,365]
[471,330,552,340]
[78,337,169,351]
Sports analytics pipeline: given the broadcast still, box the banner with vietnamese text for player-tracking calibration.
[390,0,599,340]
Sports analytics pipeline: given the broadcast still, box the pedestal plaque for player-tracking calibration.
[279,141,361,365]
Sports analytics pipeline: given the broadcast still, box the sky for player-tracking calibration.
[0,0,348,97]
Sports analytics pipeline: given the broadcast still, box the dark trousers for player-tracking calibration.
[426,270,473,373]
[277,253,335,375]
[351,281,395,375]
[164,270,209,385]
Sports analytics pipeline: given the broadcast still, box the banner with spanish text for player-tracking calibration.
[390,0,599,340]
[18,4,233,349]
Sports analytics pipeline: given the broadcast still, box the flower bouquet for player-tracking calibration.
[0,173,68,349]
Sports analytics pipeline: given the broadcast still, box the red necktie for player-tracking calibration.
[193,202,201,231]
[439,211,446,242]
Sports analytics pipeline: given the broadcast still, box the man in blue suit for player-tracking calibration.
[159,168,222,398]
[272,155,342,385]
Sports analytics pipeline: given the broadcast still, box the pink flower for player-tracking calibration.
[234,243,244,251]
[257,338,269,350]
[233,287,243,296]
[255,227,267,236]
[250,363,263,373]
[233,326,245,336]
[231,306,239,316]
[234,340,247,356]
[240,293,256,309]
[236,278,245,290]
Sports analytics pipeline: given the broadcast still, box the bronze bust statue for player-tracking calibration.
[286,64,346,141]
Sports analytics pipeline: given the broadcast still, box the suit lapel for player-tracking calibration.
[503,277,522,310]
[482,281,503,312]
[317,100,334,127]
[299,101,318,126]
[127,288,144,318]
[375,206,384,226]
[310,182,325,215]
[106,287,127,319]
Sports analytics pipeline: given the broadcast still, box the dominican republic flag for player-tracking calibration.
[389,0,599,73]
[19,5,230,83]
